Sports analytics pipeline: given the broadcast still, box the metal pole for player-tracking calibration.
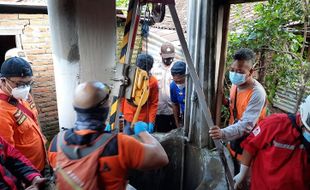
[168,4,234,189]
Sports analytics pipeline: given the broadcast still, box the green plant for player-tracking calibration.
[116,0,129,8]
[227,0,309,109]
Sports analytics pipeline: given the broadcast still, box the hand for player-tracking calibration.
[148,123,155,133]
[233,164,249,189]
[134,121,148,136]
[209,126,223,140]
[26,176,46,190]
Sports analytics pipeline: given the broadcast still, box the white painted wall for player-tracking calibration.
[47,0,116,128]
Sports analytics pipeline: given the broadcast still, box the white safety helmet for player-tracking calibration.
[300,95,310,131]
[5,48,31,63]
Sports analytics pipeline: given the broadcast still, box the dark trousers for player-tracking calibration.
[155,114,177,132]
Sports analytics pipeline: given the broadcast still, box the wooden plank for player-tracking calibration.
[229,0,267,4]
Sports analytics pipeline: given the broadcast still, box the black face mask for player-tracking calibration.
[162,58,174,66]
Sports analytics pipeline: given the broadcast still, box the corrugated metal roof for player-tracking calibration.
[273,85,310,113]
[142,30,184,62]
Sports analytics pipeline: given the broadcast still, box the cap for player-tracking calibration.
[5,48,31,63]
[0,57,33,78]
[136,53,154,72]
[171,61,186,75]
[161,42,175,59]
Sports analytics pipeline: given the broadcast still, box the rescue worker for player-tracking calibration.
[5,48,31,63]
[0,57,47,172]
[234,95,310,190]
[170,61,186,128]
[122,53,159,135]
[151,42,177,132]
[0,135,46,190]
[48,81,168,190]
[209,48,267,173]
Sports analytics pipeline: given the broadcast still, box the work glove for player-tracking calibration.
[105,123,111,132]
[134,121,148,136]
[26,176,47,190]
[148,123,155,133]
[233,164,249,189]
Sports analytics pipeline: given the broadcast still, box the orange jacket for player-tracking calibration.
[48,131,145,190]
[0,90,47,171]
[122,75,159,123]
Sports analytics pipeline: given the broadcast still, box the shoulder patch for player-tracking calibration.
[30,103,35,109]
[252,126,261,136]
[14,110,27,126]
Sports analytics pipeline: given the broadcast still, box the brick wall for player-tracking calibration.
[0,13,58,141]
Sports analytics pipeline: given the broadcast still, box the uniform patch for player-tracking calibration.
[30,103,35,109]
[252,126,261,136]
[14,110,27,126]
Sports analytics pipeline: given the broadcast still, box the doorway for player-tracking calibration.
[0,35,16,67]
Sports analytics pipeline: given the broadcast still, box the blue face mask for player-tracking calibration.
[303,130,310,143]
[229,71,247,86]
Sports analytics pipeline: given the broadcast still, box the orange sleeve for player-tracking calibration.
[48,136,58,168]
[148,77,159,123]
[118,134,145,169]
[120,98,125,113]
[0,114,15,146]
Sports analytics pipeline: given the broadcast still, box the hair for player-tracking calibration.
[136,53,154,72]
[233,48,255,66]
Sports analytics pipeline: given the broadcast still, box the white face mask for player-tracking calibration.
[5,81,30,100]
[176,83,185,90]
[12,86,31,100]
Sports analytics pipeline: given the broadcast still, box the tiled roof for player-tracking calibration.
[152,0,188,31]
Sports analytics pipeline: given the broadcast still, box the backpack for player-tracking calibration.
[287,114,310,163]
[55,131,116,190]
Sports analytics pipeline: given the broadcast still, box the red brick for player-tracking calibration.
[19,14,44,19]
[0,14,18,19]
[41,106,58,112]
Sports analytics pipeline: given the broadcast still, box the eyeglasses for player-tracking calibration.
[6,78,34,88]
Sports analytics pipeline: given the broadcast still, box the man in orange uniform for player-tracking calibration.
[122,53,159,135]
[210,48,267,174]
[48,81,168,190]
[0,57,47,172]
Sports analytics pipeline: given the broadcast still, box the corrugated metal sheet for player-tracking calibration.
[273,85,310,113]
[143,31,184,62]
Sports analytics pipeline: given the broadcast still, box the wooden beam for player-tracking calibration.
[0,3,47,14]
[215,3,230,126]
[229,0,267,4]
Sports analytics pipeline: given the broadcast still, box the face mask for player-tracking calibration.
[303,130,310,143]
[163,58,173,66]
[11,86,31,100]
[229,71,247,86]
[176,83,185,90]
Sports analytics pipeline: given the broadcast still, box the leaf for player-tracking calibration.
[247,32,257,40]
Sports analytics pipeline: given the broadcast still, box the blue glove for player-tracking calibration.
[105,123,111,132]
[134,121,148,136]
[148,123,155,133]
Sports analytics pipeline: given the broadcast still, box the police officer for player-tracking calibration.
[151,42,177,132]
